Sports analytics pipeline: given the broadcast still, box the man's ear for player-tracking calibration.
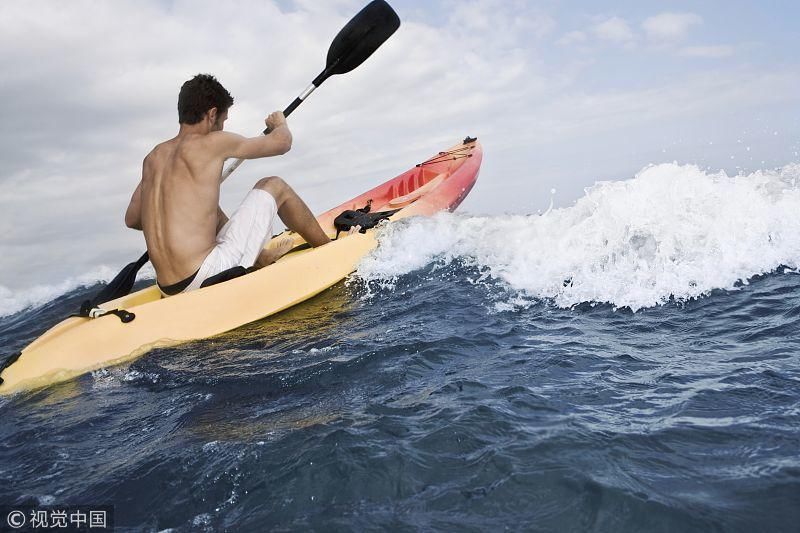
[207,107,218,124]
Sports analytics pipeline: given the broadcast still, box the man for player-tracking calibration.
[125,74,332,297]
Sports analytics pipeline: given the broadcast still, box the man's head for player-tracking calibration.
[178,74,234,130]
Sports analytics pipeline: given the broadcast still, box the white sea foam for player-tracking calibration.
[356,163,800,311]
[0,263,156,318]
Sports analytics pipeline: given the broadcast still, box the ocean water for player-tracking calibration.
[1,163,799,531]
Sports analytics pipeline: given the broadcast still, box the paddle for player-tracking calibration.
[220,0,400,182]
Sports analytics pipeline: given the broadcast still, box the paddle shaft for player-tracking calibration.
[218,87,312,183]
[268,62,339,134]
[219,62,340,183]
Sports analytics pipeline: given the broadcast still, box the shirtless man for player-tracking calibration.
[124,74,331,296]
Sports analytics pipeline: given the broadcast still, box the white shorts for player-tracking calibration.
[159,189,278,296]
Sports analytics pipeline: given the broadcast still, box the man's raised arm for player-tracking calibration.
[213,111,292,161]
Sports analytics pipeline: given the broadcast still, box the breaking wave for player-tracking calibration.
[357,162,800,311]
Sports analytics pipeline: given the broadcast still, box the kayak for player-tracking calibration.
[0,138,482,395]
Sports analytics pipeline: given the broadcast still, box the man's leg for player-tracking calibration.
[254,176,331,247]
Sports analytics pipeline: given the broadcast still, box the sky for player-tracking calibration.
[0,0,799,290]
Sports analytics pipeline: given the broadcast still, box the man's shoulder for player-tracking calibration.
[142,145,159,169]
[146,138,177,158]
[204,130,240,145]
[181,131,238,153]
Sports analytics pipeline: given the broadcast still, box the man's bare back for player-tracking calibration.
[126,109,294,286]
[138,133,224,284]
[124,74,330,293]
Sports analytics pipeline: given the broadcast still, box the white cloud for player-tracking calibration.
[680,45,735,58]
[447,0,557,43]
[643,12,703,42]
[557,30,587,46]
[592,16,636,44]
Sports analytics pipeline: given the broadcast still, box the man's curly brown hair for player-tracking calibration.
[177,74,234,125]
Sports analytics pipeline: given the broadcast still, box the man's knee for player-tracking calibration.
[254,176,290,202]
[254,176,285,193]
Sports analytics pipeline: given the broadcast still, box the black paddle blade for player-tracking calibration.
[324,0,400,79]
[83,251,149,310]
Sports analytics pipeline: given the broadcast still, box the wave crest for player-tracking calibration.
[356,163,800,311]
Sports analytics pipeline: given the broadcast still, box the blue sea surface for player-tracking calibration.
[1,262,799,531]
